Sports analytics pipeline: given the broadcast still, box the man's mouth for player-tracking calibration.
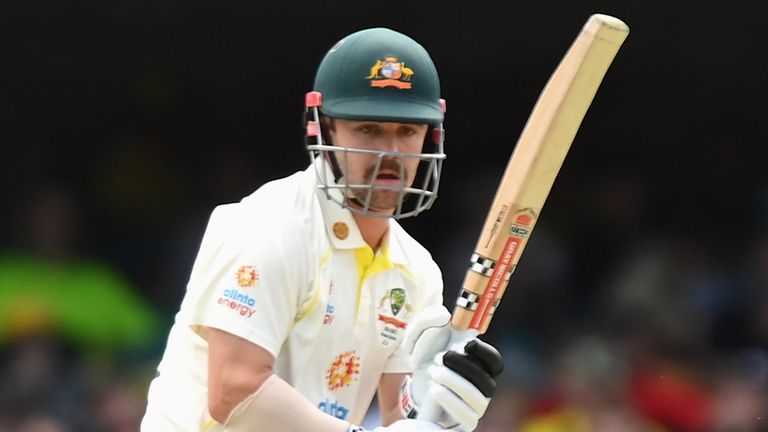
[376,170,400,180]
[373,169,404,186]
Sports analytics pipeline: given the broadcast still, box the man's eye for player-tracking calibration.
[359,125,377,134]
[400,128,416,136]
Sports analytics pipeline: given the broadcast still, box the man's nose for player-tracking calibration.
[381,133,399,152]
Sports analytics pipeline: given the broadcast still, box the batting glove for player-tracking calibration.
[347,419,446,431]
[400,305,504,432]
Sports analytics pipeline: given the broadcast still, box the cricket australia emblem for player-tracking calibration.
[366,57,414,89]
[377,287,411,346]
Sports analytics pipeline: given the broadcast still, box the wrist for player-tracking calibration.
[399,375,419,419]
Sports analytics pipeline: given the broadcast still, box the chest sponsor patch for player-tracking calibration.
[326,351,360,391]
[318,399,350,420]
[323,279,336,326]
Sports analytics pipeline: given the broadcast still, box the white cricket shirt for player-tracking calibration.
[141,161,444,431]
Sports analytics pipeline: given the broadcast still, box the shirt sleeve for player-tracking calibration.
[183,204,310,358]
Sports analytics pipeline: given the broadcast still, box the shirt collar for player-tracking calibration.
[306,159,409,265]
[385,223,409,265]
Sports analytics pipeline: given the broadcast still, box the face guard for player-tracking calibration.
[306,27,447,219]
[305,91,446,219]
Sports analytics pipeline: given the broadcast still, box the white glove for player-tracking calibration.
[371,419,446,431]
[346,419,445,431]
[400,305,453,418]
[400,305,504,432]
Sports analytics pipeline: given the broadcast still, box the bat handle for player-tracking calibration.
[416,327,480,426]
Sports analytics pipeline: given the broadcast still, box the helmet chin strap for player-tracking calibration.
[327,152,345,185]
[317,114,346,185]
[348,195,385,213]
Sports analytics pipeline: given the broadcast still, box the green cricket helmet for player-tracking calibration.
[313,27,444,124]
[305,27,447,220]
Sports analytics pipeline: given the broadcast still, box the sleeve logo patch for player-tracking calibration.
[217,289,257,318]
[236,265,260,288]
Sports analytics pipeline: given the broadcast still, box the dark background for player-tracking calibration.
[5,0,768,310]
[2,1,768,430]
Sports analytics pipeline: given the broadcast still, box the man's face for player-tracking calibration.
[328,118,429,214]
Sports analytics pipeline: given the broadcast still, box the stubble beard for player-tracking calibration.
[347,158,410,213]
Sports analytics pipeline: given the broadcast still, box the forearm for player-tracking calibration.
[221,374,443,432]
[222,374,349,432]
[378,373,408,426]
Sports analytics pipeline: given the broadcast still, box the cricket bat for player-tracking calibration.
[453,14,629,334]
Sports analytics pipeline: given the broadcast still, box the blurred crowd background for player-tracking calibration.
[2,0,768,431]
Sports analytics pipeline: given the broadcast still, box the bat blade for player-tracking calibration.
[453,14,630,333]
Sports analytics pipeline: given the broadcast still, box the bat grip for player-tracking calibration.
[417,327,479,426]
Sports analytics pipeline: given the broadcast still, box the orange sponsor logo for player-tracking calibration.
[326,351,361,391]
[236,265,259,288]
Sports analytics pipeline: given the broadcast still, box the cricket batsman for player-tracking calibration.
[141,27,504,432]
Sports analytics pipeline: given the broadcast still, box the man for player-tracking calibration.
[141,27,503,432]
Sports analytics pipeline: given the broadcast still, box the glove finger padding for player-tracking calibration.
[442,339,504,398]
[428,365,489,417]
[465,339,505,378]
[427,383,480,432]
